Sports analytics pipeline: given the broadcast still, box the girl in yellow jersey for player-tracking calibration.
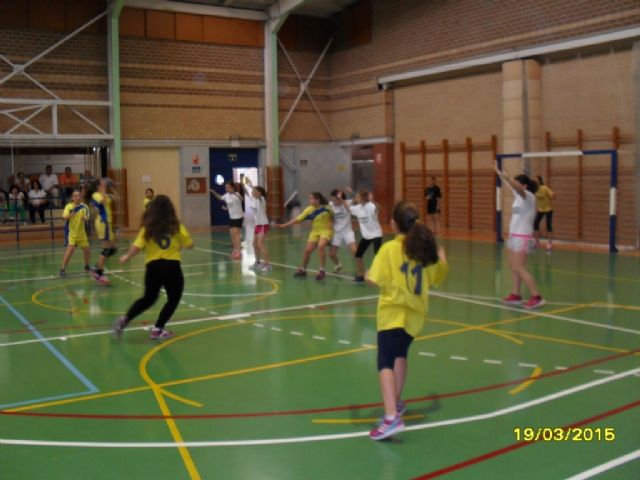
[277,192,333,280]
[88,178,117,285]
[143,188,154,209]
[59,189,91,277]
[113,195,193,340]
[366,201,448,440]
[533,176,555,251]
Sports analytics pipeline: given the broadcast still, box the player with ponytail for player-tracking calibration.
[493,163,544,309]
[366,201,448,440]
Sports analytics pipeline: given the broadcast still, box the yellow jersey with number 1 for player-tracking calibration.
[367,234,449,337]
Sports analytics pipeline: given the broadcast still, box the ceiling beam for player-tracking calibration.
[268,0,308,20]
[124,0,268,20]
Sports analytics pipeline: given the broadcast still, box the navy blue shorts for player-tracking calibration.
[377,328,414,370]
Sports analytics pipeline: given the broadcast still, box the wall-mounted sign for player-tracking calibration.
[186,177,207,195]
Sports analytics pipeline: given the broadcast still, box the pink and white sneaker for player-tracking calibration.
[523,295,545,310]
[501,293,523,305]
[149,328,173,339]
[91,270,111,286]
[369,415,405,441]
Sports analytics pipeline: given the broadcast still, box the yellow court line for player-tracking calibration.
[6,313,376,413]
[28,274,279,315]
[590,302,640,312]
[430,318,523,345]
[6,306,587,414]
[158,388,203,408]
[312,414,425,424]
[509,367,543,395]
[140,336,202,479]
[490,329,640,356]
[414,304,591,344]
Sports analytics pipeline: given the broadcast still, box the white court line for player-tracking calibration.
[0,294,377,348]
[200,245,640,336]
[0,261,226,285]
[419,352,437,357]
[432,291,640,335]
[182,291,274,298]
[1,366,638,448]
[593,369,615,376]
[484,359,502,365]
[450,355,468,361]
[518,363,538,368]
[565,449,640,480]
[441,291,578,306]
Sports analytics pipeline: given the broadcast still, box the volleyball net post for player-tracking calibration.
[495,149,618,253]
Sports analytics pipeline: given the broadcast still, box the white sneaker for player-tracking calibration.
[333,263,343,273]
[249,262,262,270]
[260,263,272,273]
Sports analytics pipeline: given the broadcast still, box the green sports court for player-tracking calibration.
[2,0,640,479]
[1,231,639,479]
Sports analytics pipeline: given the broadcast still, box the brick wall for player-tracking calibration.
[329,0,640,141]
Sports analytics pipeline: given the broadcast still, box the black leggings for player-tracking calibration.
[126,259,184,330]
[355,237,382,258]
[534,211,553,232]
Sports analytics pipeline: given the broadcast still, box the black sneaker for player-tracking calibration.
[84,265,92,272]
[59,269,66,278]
[293,269,307,278]
[353,275,365,283]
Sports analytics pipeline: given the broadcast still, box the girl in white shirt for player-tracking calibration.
[28,180,48,223]
[328,188,356,273]
[250,185,271,272]
[349,189,383,283]
[210,182,244,260]
[242,179,257,257]
[493,163,544,309]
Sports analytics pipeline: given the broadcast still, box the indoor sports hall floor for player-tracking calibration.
[1,229,639,479]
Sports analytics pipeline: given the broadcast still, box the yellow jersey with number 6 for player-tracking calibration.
[133,224,193,264]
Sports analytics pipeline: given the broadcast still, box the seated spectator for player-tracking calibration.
[82,170,96,188]
[0,189,8,223]
[59,166,79,203]
[39,165,61,206]
[28,180,48,224]
[15,172,31,193]
[8,185,27,224]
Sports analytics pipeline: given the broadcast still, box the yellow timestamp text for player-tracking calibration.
[514,427,615,442]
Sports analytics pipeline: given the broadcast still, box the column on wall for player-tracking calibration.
[372,144,394,224]
[501,59,542,233]
[502,59,542,155]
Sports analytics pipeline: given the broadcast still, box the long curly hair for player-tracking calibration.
[393,201,438,267]
[142,194,180,243]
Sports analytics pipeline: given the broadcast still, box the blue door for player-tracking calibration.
[209,148,258,226]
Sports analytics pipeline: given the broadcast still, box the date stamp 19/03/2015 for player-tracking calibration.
[514,427,616,442]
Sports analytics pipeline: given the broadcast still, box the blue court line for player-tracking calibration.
[0,294,98,394]
[0,390,94,410]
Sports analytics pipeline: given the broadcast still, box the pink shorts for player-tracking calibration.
[254,224,269,235]
[507,234,535,253]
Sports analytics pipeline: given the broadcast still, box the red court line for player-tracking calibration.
[413,398,640,479]
[2,347,637,421]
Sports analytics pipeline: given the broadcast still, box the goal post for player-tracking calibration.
[495,149,618,253]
